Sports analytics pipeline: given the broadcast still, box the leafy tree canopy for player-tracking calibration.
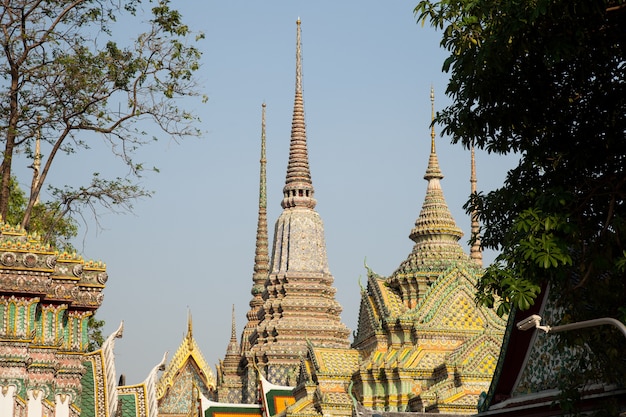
[0,0,204,230]
[4,176,78,251]
[416,0,626,390]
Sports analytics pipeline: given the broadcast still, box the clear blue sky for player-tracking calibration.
[17,1,518,383]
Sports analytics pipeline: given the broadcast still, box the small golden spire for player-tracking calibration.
[187,310,194,350]
[424,87,443,182]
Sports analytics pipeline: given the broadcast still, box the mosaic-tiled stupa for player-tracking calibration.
[283,91,508,416]
[248,18,351,385]
[351,92,506,414]
[215,19,351,403]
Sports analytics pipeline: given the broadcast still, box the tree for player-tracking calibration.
[4,175,78,251]
[0,0,203,230]
[416,0,626,394]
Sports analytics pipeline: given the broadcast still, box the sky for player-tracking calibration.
[14,1,519,383]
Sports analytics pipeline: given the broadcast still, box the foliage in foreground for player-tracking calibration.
[0,0,203,230]
[415,0,626,400]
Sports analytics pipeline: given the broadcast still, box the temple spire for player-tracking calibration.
[249,20,351,385]
[470,144,483,266]
[281,18,316,210]
[217,305,243,402]
[409,88,463,248]
[241,103,270,355]
[424,87,444,181]
[231,305,237,341]
[253,103,269,282]
[225,305,238,356]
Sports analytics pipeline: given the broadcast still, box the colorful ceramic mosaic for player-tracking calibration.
[0,225,106,417]
[217,19,351,404]
[345,103,507,413]
[157,314,216,414]
[284,92,508,416]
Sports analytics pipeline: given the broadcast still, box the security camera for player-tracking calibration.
[516,314,542,331]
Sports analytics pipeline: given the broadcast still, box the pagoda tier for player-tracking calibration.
[249,20,350,386]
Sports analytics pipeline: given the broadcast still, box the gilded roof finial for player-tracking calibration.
[281,18,316,210]
[470,144,483,266]
[187,310,194,350]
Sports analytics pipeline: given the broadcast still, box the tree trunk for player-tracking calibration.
[1,66,20,223]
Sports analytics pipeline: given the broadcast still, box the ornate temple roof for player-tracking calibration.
[156,314,216,400]
[0,221,108,311]
[309,346,361,376]
[344,92,507,413]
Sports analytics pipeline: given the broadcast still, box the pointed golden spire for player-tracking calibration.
[409,88,463,246]
[470,144,483,266]
[187,310,194,350]
[281,18,316,210]
[424,86,444,181]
